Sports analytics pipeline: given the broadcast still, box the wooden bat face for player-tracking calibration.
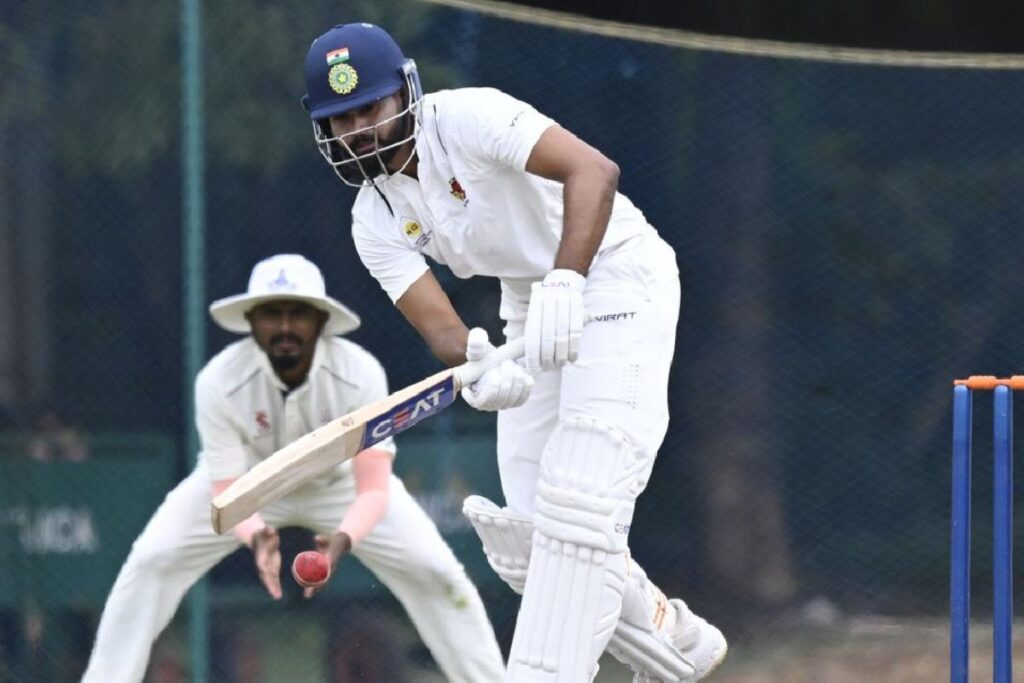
[211,369,456,534]
[210,337,522,535]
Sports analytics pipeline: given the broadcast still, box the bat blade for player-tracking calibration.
[211,368,456,534]
[209,337,524,535]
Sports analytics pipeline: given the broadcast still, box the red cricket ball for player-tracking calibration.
[292,550,330,586]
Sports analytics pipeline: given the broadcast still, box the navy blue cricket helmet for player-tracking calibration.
[303,23,423,187]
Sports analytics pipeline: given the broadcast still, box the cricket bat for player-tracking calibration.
[211,338,525,534]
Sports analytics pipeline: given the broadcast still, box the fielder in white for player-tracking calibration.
[302,23,728,683]
[82,253,505,683]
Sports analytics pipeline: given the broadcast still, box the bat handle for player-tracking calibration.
[452,337,526,391]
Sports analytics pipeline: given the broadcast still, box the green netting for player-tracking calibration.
[2,0,1023,680]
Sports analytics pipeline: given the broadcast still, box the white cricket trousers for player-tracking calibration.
[498,231,681,512]
[82,462,505,683]
[500,232,682,681]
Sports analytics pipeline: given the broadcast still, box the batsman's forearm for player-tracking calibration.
[395,270,472,366]
[554,164,618,275]
[424,323,471,367]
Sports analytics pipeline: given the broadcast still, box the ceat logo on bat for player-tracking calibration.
[361,377,457,449]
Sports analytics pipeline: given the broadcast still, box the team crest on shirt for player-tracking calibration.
[255,410,271,433]
[400,216,432,249]
[449,177,468,205]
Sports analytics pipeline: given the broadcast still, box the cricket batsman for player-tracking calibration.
[301,22,727,682]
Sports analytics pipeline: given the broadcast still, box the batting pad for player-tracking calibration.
[465,494,702,681]
[507,416,644,682]
[463,495,533,593]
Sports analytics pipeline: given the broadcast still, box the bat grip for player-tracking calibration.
[452,337,526,391]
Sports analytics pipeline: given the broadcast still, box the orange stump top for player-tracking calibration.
[954,375,1024,390]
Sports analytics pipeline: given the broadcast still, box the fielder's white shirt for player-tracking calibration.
[195,336,396,481]
[351,87,656,312]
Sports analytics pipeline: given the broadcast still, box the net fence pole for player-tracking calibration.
[181,0,209,680]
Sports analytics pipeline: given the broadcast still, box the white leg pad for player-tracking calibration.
[506,417,645,682]
[465,500,699,682]
[464,494,533,593]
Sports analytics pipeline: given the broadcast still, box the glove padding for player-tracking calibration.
[461,327,534,411]
[524,268,586,374]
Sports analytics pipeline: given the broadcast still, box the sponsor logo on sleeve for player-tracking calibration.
[360,377,456,449]
[400,216,432,249]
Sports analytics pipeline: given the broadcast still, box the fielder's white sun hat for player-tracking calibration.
[209,254,361,336]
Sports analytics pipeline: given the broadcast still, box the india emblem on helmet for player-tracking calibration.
[328,63,359,94]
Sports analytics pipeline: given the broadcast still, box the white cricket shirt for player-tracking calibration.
[194,336,396,481]
[351,87,656,311]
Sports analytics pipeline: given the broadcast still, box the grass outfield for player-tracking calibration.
[637,617,1024,683]
[148,615,1023,681]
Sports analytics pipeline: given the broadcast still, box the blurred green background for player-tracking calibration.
[1,0,1022,680]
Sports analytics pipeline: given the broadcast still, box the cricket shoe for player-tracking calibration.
[634,599,728,683]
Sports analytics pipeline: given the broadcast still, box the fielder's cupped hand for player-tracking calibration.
[462,327,533,411]
[524,268,586,374]
[251,525,282,600]
[298,531,352,599]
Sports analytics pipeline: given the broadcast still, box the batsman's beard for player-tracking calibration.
[334,111,414,184]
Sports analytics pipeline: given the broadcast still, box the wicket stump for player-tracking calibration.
[951,376,1017,683]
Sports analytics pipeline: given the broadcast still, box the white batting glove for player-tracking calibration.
[524,268,586,374]
[461,327,534,412]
